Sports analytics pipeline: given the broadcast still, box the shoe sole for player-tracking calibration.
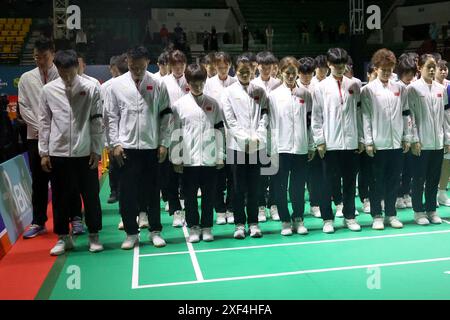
[250,233,262,238]
[50,250,65,256]
[216,221,226,225]
[89,247,104,253]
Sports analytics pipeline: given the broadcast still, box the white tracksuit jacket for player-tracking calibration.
[106,71,171,149]
[171,93,224,166]
[268,83,314,156]
[38,75,104,157]
[407,78,449,150]
[18,64,59,139]
[361,78,412,150]
[311,75,363,150]
[221,81,269,152]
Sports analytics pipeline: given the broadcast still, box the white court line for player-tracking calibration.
[131,244,140,289]
[182,226,204,282]
[0,229,7,238]
[133,256,450,289]
[138,228,450,258]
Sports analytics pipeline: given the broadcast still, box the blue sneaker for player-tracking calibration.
[23,224,47,239]
[71,217,85,235]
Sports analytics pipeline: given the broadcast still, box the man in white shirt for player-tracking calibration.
[312,48,364,234]
[161,50,190,228]
[204,52,237,225]
[19,39,59,239]
[39,50,104,256]
[107,46,171,249]
[251,51,281,223]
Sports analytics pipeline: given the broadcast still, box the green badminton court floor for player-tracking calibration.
[36,176,450,300]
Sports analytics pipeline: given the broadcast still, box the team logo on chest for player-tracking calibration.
[394,91,400,97]
[437,93,442,98]
[299,98,305,104]
[348,89,354,95]
[147,85,153,91]
[185,87,190,92]
[80,91,86,96]
[205,105,213,112]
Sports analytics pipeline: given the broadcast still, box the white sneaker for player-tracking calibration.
[344,218,361,231]
[258,206,267,222]
[164,202,169,212]
[427,211,442,224]
[50,235,74,256]
[121,234,139,250]
[335,203,344,218]
[280,222,293,236]
[202,227,214,242]
[234,224,246,239]
[437,190,450,206]
[270,205,280,221]
[138,212,149,228]
[150,231,166,247]
[293,218,308,235]
[88,233,104,252]
[403,195,412,208]
[372,216,385,230]
[381,200,385,211]
[249,223,263,238]
[118,219,124,230]
[188,226,201,243]
[310,206,321,218]
[387,216,403,229]
[363,199,371,213]
[414,212,430,225]
[395,197,406,209]
[216,212,227,225]
[323,220,335,233]
[172,210,185,227]
[226,210,235,224]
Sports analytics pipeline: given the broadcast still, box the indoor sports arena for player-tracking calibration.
[0,0,449,303]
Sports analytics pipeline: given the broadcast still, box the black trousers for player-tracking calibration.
[320,150,358,220]
[119,149,161,235]
[369,149,403,217]
[307,151,322,207]
[258,170,277,208]
[411,149,444,212]
[167,162,183,215]
[398,152,413,197]
[274,153,308,222]
[28,139,50,226]
[108,149,120,197]
[182,166,217,228]
[50,156,102,235]
[158,157,170,203]
[214,164,234,213]
[358,152,373,202]
[229,149,261,226]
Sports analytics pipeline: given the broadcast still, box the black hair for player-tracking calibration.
[34,38,55,52]
[235,54,252,67]
[77,52,86,63]
[326,48,349,65]
[127,46,150,60]
[185,64,207,83]
[200,52,216,65]
[347,55,353,66]
[256,51,277,65]
[168,50,187,65]
[241,51,256,63]
[110,54,128,74]
[396,56,417,79]
[298,57,316,74]
[431,52,442,63]
[315,55,328,68]
[157,51,170,65]
[418,54,436,68]
[215,51,232,65]
[54,50,79,69]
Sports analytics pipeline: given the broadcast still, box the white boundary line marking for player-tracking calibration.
[133,256,450,289]
[138,228,450,258]
[0,229,7,238]
[182,226,204,282]
[131,244,140,289]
